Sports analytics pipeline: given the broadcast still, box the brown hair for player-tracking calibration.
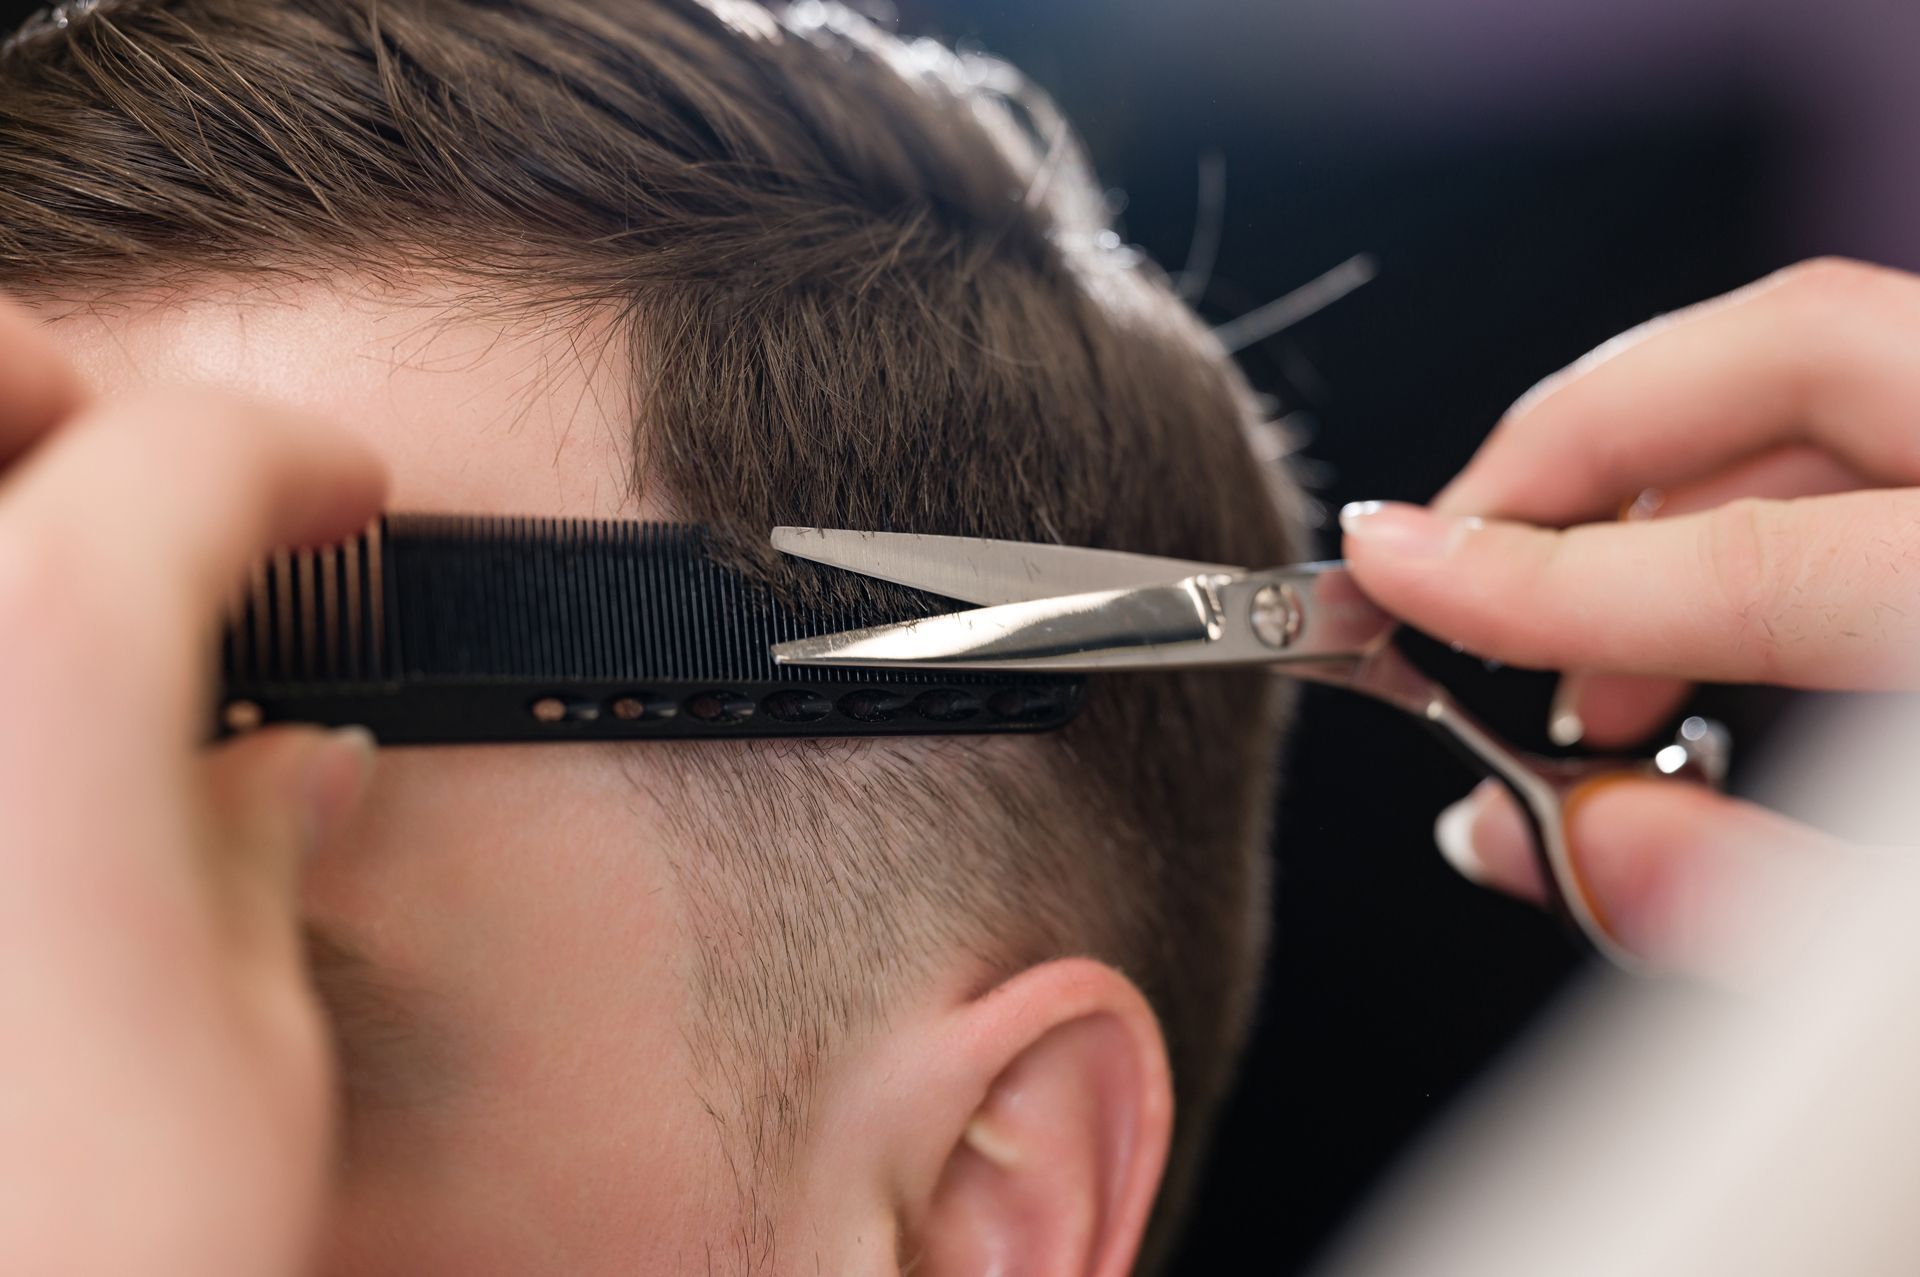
[0,1,1303,1266]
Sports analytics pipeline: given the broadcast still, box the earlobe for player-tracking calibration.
[906,959,1172,1277]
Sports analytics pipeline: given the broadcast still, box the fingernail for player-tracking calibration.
[1339,501,1478,560]
[1435,780,1547,897]
[1548,676,1586,747]
[302,726,377,854]
[1620,487,1665,521]
[1435,787,1494,885]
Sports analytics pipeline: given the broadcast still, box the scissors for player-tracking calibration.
[767,527,1732,970]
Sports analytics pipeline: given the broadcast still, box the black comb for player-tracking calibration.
[216,515,1085,744]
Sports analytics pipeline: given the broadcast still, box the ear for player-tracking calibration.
[904,958,1172,1277]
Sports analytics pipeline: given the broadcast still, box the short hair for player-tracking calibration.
[0,1,1303,1267]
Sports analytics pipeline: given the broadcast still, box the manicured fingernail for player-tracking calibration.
[1620,487,1665,521]
[1339,501,1477,559]
[303,726,377,854]
[1435,780,1546,898]
[1548,676,1586,747]
[1435,787,1494,884]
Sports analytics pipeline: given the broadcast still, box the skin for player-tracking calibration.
[0,298,382,1277]
[4,277,1170,1277]
[1341,257,1920,969]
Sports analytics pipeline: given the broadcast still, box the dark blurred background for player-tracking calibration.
[895,0,1920,1271]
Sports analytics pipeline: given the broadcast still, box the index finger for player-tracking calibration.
[0,297,87,464]
[0,387,387,736]
[1436,259,1920,523]
[1343,490,1920,689]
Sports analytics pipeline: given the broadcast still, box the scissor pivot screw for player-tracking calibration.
[1250,583,1303,650]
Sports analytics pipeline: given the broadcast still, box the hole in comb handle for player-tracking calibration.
[763,690,831,724]
[685,690,755,726]
[913,690,981,723]
[838,689,908,724]
[611,693,677,722]
[223,699,264,734]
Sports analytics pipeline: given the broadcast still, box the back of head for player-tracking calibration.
[0,0,1304,1264]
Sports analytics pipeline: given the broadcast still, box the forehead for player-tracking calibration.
[33,277,648,519]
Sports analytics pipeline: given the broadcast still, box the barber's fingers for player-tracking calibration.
[1548,672,1693,749]
[1433,259,1920,525]
[1549,445,1864,746]
[0,297,87,466]
[1638,442,1867,518]
[199,727,376,963]
[185,726,371,1255]
[1435,777,1846,969]
[0,388,386,737]
[1343,489,1920,689]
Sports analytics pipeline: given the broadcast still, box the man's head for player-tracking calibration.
[0,2,1302,1271]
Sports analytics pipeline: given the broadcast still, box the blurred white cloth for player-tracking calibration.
[1319,699,1920,1276]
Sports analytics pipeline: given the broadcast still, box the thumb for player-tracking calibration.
[199,726,376,947]
[1435,777,1848,974]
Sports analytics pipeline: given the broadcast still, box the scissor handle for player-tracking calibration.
[1478,718,1730,968]
[1298,642,1732,968]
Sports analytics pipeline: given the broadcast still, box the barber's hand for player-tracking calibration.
[1341,258,1920,968]
[0,299,385,1276]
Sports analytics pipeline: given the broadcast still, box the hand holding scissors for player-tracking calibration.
[769,528,1727,969]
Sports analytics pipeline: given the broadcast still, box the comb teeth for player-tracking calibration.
[226,522,389,684]
[216,515,1086,744]
[378,514,928,684]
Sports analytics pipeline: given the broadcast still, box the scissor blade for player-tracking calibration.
[770,527,1235,606]
[772,580,1224,672]
[771,561,1400,675]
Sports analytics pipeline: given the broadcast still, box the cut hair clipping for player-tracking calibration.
[217,515,1086,745]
